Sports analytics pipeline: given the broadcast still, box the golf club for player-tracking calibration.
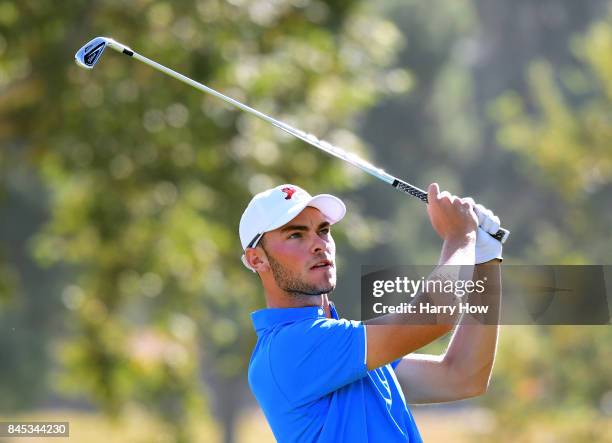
[75,36,510,243]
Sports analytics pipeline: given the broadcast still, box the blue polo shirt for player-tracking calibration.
[248,304,422,443]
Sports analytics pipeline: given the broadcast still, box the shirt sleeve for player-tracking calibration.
[269,318,368,405]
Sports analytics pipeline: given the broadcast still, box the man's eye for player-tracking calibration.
[289,232,302,239]
[320,228,330,235]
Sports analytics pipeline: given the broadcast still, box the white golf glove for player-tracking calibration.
[473,204,503,264]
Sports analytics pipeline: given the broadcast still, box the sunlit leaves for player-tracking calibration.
[1,0,403,438]
[492,22,612,197]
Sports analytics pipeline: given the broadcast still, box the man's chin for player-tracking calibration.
[303,283,335,297]
[315,282,335,295]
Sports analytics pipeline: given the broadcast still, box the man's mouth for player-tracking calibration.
[310,260,333,270]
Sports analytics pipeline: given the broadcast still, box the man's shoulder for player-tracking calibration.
[249,313,369,407]
[252,316,363,361]
[267,316,361,342]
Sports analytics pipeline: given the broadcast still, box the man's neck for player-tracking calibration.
[265,293,332,318]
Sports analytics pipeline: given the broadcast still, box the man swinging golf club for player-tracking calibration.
[239,182,502,442]
[73,39,506,440]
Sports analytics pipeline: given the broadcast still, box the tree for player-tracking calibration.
[491,12,612,263]
[363,2,611,441]
[0,1,403,441]
[479,11,612,443]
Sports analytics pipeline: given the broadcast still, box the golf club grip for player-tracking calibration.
[392,179,510,243]
[392,179,429,202]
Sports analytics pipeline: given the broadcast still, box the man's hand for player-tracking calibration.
[426,183,478,242]
[461,200,504,264]
[365,183,481,371]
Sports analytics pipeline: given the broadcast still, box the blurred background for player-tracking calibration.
[1,0,611,442]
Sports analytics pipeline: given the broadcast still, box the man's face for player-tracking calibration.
[259,206,336,297]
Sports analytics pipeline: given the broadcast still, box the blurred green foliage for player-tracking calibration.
[1,0,611,442]
[481,12,612,443]
[472,326,612,442]
[369,2,612,442]
[0,0,402,441]
[491,13,612,264]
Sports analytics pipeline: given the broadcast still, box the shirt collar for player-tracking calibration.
[251,303,339,335]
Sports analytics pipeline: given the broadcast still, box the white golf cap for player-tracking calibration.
[239,184,346,272]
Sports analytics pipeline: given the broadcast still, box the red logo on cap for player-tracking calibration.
[281,187,296,200]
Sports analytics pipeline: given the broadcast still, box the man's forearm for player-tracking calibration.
[440,259,501,392]
[370,234,477,327]
[439,233,476,266]
[415,234,477,323]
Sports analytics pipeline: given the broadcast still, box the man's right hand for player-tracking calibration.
[426,183,478,241]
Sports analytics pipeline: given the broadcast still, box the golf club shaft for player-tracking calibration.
[105,40,509,243]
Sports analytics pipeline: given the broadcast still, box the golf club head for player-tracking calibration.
[75,37,111,69]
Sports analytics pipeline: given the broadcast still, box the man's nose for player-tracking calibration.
[310,233,329,253]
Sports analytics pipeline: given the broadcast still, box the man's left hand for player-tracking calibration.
[473,203,503,264]
[460,198,503,264]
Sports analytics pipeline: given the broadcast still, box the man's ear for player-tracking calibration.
[245,247,269,273]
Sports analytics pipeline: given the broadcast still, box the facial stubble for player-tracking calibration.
[261,242,335,297]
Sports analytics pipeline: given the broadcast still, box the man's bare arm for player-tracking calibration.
[394,259,501,404]
[365,183,478,370]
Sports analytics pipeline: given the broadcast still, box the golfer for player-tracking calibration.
[239,183,502,442]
